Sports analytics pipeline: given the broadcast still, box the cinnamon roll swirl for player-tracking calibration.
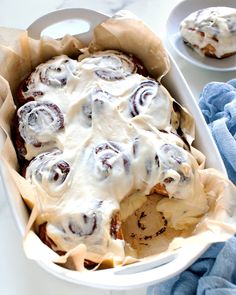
[129,80,158,117]
[94,141,130,180]
[17,56,78,105]
[25,149,70,196]
[79,50,146,81]
[17,101,64,149]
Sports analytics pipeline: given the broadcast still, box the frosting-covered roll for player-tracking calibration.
[129,79,159,117]
[180,7,236,58]
[83,51,136,81]
[17,55,79,108]
[36,199,124,260]
[16,101,64,158]
[78,50,147,80]
[25,149,70,197]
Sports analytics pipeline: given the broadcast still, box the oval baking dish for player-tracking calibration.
[0,8,230,290]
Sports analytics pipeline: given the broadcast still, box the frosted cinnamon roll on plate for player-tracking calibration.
[166,0,236,70]
[180,7,236,59]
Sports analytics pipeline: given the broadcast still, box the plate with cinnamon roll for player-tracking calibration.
[166,0,236,71]
[0,8,235,290]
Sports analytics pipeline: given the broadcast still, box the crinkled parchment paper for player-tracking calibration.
[0,12,236,272]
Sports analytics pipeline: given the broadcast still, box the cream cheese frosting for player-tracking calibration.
[180,7,236,58]
[16,51,209,264]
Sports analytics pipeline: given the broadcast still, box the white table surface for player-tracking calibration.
[1,1,236,294]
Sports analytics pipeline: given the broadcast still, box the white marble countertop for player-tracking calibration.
[1,1,236,295]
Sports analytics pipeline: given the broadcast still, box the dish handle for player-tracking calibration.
[63,251,182,289]
[27,8,109,44]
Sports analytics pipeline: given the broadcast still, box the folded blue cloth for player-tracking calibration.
[198,79,236,184]
[147,236,236,295]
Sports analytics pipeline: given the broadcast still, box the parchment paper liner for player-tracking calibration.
[0,13,236,272]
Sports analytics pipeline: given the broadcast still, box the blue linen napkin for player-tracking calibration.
[147,236,236,295]
[198,79,236,184]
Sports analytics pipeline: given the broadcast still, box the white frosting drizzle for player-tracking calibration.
[19,51,206,262]
[180,7,236,58]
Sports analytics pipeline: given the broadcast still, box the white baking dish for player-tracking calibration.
[0,8,228,290]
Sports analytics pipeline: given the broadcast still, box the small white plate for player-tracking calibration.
[166,0,236,71]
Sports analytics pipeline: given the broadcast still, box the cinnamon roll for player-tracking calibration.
[16,101,64,158]
[93,141,130,179]
[129,79,159,117]
[180,7,236,58]
[17,56,78,105]
[35,199,124,261]
[25,149,70,196]
[79,50,147,81]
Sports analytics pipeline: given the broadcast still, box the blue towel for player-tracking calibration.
[147,236,236,295]
[198,79,236,184]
